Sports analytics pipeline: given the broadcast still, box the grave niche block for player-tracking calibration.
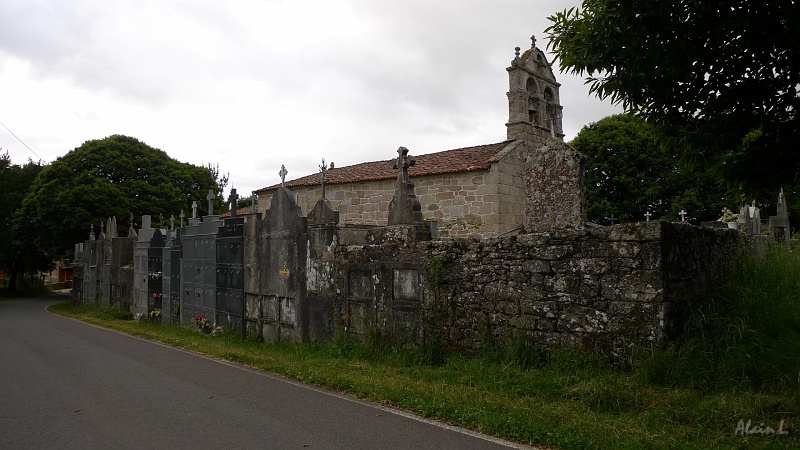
[262,324,279,342]
[349,303,370,333]
[263,295,279,321]
[280,326,296,344]
[348,270,373,299]
[245,294,261,321]
[280,297,296,325]
[393,269,420,303]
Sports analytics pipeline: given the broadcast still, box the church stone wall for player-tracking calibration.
[525,140,585,233]
[491,142,527,235]
[258,167,526,239]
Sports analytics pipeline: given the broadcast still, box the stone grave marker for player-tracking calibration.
[770,189,791,247]
[387,147,424,227]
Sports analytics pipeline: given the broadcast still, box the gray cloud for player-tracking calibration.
[0,0,621,196]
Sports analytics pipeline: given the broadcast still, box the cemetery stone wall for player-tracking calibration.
[332,221,739,358]
[180,216,222,325]
[166,232,182,323]
[68,215,740,362]
[147,229,165,316]
[254,188,309,343]
[133,216,159,315]
[216,217,245,333]
[305,199,340,341]
[109,237,135,311]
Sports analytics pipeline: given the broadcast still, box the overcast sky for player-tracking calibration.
[0,0,621,197]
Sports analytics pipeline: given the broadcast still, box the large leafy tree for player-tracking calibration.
[18,135,223,262]
[0,151,47,291]
[547,1,800,194]
[573,114,736,224]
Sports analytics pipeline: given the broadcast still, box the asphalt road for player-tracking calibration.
[0,294,526,450]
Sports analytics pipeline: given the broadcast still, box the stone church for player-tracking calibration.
[254,37,584,238]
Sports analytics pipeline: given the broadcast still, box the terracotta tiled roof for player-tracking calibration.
[255,141,510,193]
[220,204,257,219]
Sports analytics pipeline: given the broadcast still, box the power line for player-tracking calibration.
[0,119,43,161]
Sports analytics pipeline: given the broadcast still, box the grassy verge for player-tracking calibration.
[49,244,800,449]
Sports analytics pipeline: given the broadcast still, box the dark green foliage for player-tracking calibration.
[547,1,800,194]
[18,135,222,261]
[639,243,800,392]
[572,114,737,223]
[0,151,48,291]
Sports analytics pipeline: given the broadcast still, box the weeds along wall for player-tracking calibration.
[70,210,739,359]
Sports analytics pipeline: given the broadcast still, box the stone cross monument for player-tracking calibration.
[228,188,239,218]
[319,158,328,200]
[279,165,288,188]
[207,190,215,216]
[387,146,424,226]
[770,189,791,247]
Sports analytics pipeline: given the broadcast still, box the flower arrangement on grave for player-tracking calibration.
[211,326,225,337]
[191,315,213,334]
[149,309,161,321]
[718,208,738,223]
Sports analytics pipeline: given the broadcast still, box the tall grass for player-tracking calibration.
[639,241,800,393]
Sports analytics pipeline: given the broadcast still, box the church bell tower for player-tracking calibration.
[506,36,564,143]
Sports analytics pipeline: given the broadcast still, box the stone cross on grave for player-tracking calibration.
[170,215,175,230]
[279,165,288,188]
[192,201,198,219]
[319,158,328,199]
[159,213,164,229]
[179,210,185,228]
[606,214,617,225]
[228,188,239,218]
[128,213,137,238]
[387,146,424,228]
[207,189,215,215]
[393,146,415,187]
[679,210,687,222]
[644,211,652,222]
